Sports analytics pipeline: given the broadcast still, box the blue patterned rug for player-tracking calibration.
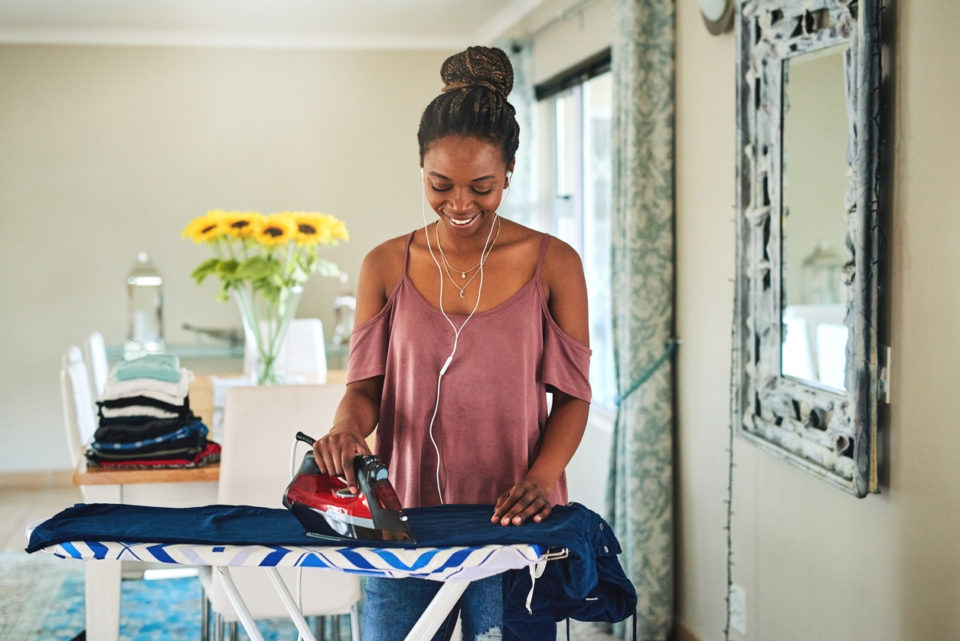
[0,553,354,641]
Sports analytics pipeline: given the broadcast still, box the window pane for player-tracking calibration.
[538,69,615,410]
[553,89,581,250]
[582,72,615,409]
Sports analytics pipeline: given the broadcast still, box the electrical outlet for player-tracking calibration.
[729,583,747,635]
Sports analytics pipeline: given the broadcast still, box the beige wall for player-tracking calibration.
[0,45,452,472]
[676,1,960,640]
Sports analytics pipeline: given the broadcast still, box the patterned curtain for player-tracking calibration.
[605,0,676,639]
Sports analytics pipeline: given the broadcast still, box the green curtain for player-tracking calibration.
[605,0,676,639]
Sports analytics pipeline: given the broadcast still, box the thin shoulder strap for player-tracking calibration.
[533,232,551,278]
[402,230,417,275]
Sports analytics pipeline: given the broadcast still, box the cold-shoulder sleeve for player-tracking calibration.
[346,302,394,384]
[541,315,592,403]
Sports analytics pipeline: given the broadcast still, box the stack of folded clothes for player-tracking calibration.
[86,353,221,470]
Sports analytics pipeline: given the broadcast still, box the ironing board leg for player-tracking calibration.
[80,483,122,641]
[85,559,121,641]
[349,602,361,641]
[402,580,470,641]
[265,567,319,641]
[214,567,266,641]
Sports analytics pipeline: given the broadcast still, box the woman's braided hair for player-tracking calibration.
[417,46,520,165]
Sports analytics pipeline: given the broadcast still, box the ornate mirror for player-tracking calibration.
[732,0,885,496]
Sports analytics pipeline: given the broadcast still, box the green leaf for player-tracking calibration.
[215,259,239,279]
[290,263,309,285]
[191,258,221,285]
[236,256,278,281]
[258,282,282,306]
[215,282,232,302]
[313,258,341,278]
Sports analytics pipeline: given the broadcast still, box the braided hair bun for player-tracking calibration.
[418,46,520,165]
[440,46,514,101]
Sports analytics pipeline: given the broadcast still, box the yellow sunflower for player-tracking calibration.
[258,212,297,247]
[181,210,226,244]
[288,212,324,246]
[324,214,350,242]
[223,210,263,239]
[306,213,349,244]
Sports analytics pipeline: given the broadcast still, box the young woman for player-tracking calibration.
[312,45,592,641]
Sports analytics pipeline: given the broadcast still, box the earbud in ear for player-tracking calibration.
[506,171,513,179]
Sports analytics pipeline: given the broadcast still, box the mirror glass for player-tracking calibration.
[780,44,849,391]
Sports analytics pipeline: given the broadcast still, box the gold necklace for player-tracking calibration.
[435,216,501,298]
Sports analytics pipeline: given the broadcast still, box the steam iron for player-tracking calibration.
[283,431,415,542]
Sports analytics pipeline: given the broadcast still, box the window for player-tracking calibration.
[535,57,616,410]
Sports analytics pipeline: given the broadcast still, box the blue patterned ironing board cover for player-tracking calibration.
[27,528,548,582]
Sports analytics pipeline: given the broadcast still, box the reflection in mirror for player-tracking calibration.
[780,44,848,391]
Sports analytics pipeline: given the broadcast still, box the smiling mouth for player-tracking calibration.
[446,214,479,227]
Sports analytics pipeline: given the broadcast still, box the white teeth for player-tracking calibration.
[449,216,476,226]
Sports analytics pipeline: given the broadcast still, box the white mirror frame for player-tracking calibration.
[732,0,885,497]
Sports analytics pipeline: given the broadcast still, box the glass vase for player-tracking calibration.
[233,284,303,385]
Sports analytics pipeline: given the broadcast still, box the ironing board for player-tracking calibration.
[29,533,558,641]
[25,503,576,641]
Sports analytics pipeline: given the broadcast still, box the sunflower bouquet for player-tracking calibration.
[182,209,348,384]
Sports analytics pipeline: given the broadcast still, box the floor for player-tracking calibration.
[1,483,82,554]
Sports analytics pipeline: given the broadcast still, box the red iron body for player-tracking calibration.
[283,432,415,542]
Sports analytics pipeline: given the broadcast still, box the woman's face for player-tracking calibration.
[421,136,513,236]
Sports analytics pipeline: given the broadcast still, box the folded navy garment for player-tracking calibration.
[26,502,636,627]
[94,415,201,443]
[92,420,207,451]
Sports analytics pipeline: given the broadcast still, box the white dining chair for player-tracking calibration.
[85,330,109,400]
[60,345,97,472]
[199,383,360,641]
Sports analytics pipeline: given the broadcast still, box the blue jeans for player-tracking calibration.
[361,575,504,641]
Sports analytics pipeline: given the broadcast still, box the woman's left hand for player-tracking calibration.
[491,477,552,526]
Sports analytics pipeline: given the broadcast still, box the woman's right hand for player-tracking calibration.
[312,427,372,493]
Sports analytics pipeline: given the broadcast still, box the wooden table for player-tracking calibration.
[75,462,220,641]
[73,371,348,641]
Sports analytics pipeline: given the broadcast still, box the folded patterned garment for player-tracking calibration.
[92,420,207,451]
[87,431,208,461]
[113,353,182,383]
[84,441,221,470]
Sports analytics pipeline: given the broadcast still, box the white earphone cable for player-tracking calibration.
[419,169,505,503]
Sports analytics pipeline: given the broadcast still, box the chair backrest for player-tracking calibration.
[219,383,346,507]
[212,382,359,622]
[85,330,109,399]
[60,346,97,466]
